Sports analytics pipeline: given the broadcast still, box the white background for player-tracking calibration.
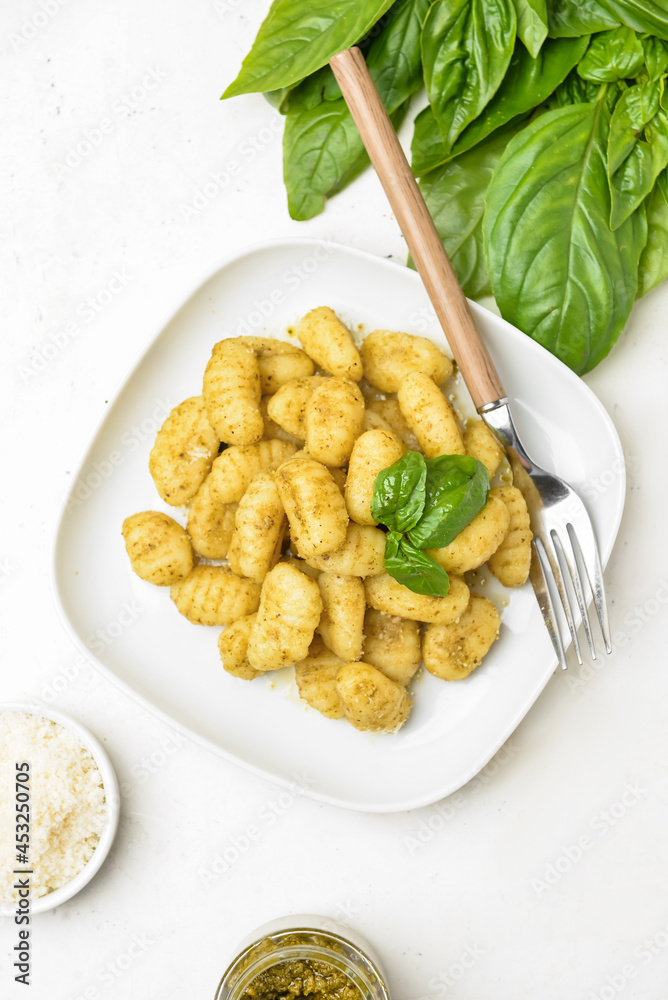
[1,1,667,998]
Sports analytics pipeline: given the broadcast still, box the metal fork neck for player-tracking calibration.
[478,398,532,474]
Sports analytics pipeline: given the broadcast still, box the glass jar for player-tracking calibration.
[214,915,390,1000]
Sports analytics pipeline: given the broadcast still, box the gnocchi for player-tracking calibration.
[171,566,260,626]
[266,375,327,439]
[218,614,263,680]
[238,336,315,394]
[305,523,386,577]
[317,573,365,662]
[361,329,453,392]
[362,608,421,686]
[123,306,535,735]
[345,429,403,526]
[365,572,470,625]
[305,377,365,467]
[275,456,349,558]
[428,494,510,575]
[423,595,501,681]
[149,396,218,505]
[464,419,506,479]
[122,511,193,586]
[487,486,533,587]
[186,479,237,559]
[295,638,345,720]
[336,662,412,733]
[227,473,286,584]
[203,338,263,445]
[367,399,419,451]
[208,439,297,504]
[247,563,323,671]
[398,371,465,457]
[295,306,363,381]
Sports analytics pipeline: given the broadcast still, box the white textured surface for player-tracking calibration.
[0,1,667,998]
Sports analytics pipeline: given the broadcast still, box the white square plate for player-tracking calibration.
[52,239,625,813]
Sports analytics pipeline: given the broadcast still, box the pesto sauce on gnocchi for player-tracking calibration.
[123,310,533,734]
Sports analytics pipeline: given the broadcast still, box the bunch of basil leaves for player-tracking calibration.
[368,451,489,595]
[223,0,668,375]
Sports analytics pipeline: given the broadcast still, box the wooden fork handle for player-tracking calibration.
[330,47,506,410]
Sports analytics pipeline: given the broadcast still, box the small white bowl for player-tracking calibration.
[0,701,120,916]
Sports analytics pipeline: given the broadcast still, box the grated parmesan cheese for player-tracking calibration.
[0,712,107,902]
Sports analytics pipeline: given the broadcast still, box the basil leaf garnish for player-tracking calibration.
[371,451,427,533]
[408,455,490,549]
[384,532,451,597]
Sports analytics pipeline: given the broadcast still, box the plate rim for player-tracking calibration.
[50,237,626,813]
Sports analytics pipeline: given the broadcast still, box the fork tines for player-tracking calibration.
[532,520,612,671]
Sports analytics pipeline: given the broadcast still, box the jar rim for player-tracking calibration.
[215,926,389,1000]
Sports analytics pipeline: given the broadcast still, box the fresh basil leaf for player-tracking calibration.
[608,78,661,175]
[283,84,370,221]
[283,97,410,221]
[451,36,589,155]
[371,451,427,532]
[408,455,490,549]
[551,69,607,106]
[264,88,292,114]
[513,0,549,57]
[637,168,668,295]
[546,0,620,38]
[283,0,428,220]
[412,36,588,174]
[222,0,396,98]
[484,91,648,373]
[551,72,625,110]
[384,532,451,596]
[595,0,668,38]
[422,0,517,154]
[366,0,431,112]
[609,103,668,228]
[642,36,668,79]
[411,106,452,176]
[415,123,526,297]
[577,26,645,81]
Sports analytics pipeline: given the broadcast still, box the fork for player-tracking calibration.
[330,47,612,669]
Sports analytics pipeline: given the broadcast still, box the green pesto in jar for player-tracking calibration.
[240,959,363,1000]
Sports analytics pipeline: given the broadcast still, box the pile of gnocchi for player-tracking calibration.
[121,307,532,734]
